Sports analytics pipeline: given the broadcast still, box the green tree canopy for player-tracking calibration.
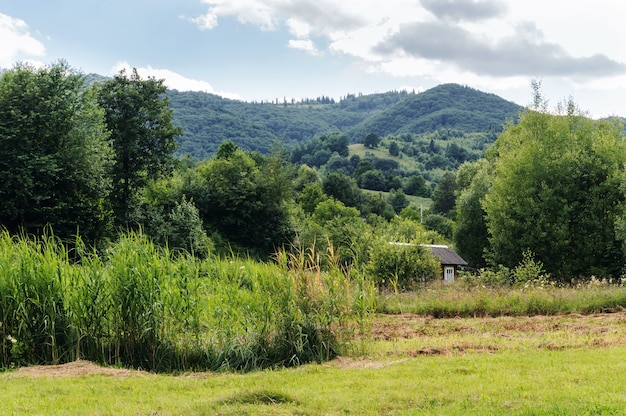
[453,160,490,268]
[363,132,381,148]
[431,172,457,216]
[483,97,626,279]
[187,144,294,255]
[0,61,113,242]
[97,68,181,228]
[323,173,363,209]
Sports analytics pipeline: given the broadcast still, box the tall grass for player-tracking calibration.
[0,230,375,372]
[377,283,626,317]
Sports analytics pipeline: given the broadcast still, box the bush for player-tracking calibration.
[368,243,440,291]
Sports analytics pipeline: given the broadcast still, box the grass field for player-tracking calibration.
[3,312,626,415]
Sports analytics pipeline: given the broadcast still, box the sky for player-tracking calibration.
[1,0,625,118]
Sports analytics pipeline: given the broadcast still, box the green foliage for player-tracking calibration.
[350,84,520,139]
[368,243,440,291]
[187,147,294,256]
[483,96,626,279]
[388,141,399,156]
[97,68,182,227]
[0,230,375,372]
[166,84,519,162]
[294,164,320,191]
[322,173,363,209]
[421,213,455,240]
[387,188,409,214]
[166,197,214,257]
[0,62,114,243]
[403,174,430,197]
[431,172,457,216]
[357,169,388,191]
[453,160,491,268]
[292,133,350,167]
[298,182,327,215]
[362,193,396,220]
[513,250,550,286]
[362,132,380,148]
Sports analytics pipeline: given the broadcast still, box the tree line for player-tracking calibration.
[0,62,179,244]
[1,63,625,283]
[452,83,626,281]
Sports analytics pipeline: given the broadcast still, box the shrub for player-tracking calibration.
[368,243,440,291]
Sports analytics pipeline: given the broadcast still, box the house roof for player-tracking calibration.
[421,245,468,266]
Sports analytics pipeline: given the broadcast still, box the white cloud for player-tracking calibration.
[111,62,240,99]
[286,17,311,38]
[0,13,46,67]
[190,1,626,84]
[194,0,368,34]
[186,0,626,116]
[287,39,322,56]
[188,13,218,31]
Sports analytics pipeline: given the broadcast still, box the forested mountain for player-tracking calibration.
[346,84,522,138]
[166,84,523,160]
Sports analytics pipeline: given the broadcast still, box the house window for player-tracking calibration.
[444,266,455,282]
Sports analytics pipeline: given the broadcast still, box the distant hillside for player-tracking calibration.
[166,85,523,160]
[346,84,522,138]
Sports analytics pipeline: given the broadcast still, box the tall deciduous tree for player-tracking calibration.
[453,160,490,268]
[188,142,294,255]
[0,62,113,242]
[483,94,626,279]
[363,132,380,148]
[97,68,181,228]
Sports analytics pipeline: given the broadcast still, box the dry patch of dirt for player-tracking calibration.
[371,312,626,341]
[325,356,410,369]
[9,359,146,378]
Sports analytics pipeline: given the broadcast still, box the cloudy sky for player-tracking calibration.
[1,0,625,117]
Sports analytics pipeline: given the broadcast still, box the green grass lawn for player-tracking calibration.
[4,313,626,415]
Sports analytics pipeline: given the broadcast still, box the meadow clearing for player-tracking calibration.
[3,308,626,415]
[2,231,626,414]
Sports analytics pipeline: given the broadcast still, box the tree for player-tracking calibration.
[362,193,395,220]
[187,143,293,255]
[422,213,455,240]
[388,141,400,156]
[0,62,113,242]
[403,174,429,197]
[431,172,457,216]
[97,68,182,228]
[299,182,327,214]
[453,160,490,268]
[363,132,380,148]
[387,189,409,214]
[357,170,388,191]
[483,94,626,279]
[323,173,363,209]
[368,243,440,290]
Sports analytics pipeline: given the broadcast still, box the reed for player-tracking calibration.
[1,230,374,372]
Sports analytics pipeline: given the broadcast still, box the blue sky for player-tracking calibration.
[1,0,625,117]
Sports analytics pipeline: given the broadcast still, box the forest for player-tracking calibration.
[4,62,626,282]
[1,62,626,373]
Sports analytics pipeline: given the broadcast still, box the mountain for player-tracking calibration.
[166,84,523,160]
[345,84,522,139]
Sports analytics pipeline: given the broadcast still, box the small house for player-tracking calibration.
[421,244,467,282]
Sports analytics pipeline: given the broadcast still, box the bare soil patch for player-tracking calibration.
[9,359,146,378]
[371,312,626,341]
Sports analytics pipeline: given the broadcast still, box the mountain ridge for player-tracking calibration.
[166,83,524,160]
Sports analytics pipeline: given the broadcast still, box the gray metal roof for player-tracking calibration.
[421,244,468,266]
